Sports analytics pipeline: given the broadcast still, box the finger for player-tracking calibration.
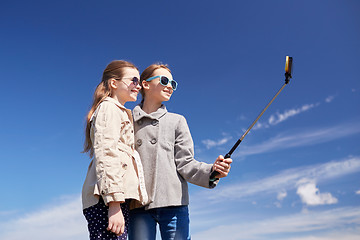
[214,165,225,173]
[215,162,230,171]
[115,225,121,235]
[218,161,230,167]
[215,164,231,173]
[223,158,233,164]
[214,165,227,174]
[215,171,227,178]
[107,222,113,231]
[217,167,229,175]
[120,223,125,235]
[115,224,124,236]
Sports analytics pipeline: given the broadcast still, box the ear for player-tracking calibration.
[142,80,150,90]
[109,78,118,89]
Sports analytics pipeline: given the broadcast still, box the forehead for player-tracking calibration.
[152,68,172,78]
[122,67,139,77]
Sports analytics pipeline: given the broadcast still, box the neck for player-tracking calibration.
[142,98,162,114]
[111,95,125,106]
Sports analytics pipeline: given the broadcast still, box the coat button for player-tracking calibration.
[137,139,142,146]
[151,120,158,126]
[150,138,157,144]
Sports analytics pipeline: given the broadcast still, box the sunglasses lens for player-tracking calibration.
[132,77,139,86]
[171,80,177,90]
[160,76,169,86]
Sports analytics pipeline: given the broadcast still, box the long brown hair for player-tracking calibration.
[83,60,138,158]
[140,63,171,102]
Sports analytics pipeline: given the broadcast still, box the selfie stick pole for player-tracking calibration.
[211,56,293,179]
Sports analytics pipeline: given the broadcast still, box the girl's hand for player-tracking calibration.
[107,202,125,236]
[212,155,232,178]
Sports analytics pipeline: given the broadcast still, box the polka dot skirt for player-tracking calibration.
[83,198,129,240]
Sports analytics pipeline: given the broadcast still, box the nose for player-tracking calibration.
[136,82,142,90]
[166,81,173,90]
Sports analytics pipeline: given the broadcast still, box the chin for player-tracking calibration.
[161,93,172,101]
[162,96,171,102]
[130,93,139,101]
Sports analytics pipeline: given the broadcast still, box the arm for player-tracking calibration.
[174,116,219,188]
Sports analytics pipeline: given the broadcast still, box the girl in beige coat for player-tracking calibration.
[82,60,147,240]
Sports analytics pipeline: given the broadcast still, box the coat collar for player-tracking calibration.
[103,97,133,123]
[103,97,127,110]
[133,104,167,121]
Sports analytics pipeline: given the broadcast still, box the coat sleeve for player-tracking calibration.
[92,102,127,204]
[174,116,219,188]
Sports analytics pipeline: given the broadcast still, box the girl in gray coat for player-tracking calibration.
[128,63,232,240]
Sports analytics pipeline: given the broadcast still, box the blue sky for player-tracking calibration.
[0,0,359,239]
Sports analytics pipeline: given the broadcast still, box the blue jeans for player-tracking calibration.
[128,206,191,240]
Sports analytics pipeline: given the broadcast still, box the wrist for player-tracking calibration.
[108,201,121,209]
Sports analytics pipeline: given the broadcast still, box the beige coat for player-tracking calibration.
[82,97,147,210]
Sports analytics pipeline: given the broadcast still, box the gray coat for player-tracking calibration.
[132,104,218,210]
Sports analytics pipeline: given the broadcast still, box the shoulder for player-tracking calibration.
[166,111,184,120]
[95,100,127,122]
[165,112,187,124]
[97,100,120,114]
[165,112,190,133]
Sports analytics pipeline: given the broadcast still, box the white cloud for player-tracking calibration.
[236,121,360,157]
[202,136,232,149]
[0,210,18,217]
[277,190,287,201]
[268,103,319,126]
[253,121,269,130]
[237,114,247,121]
[248,102,318,131]
[284,234,360,240]
[296,179,338,206]
[274,190,288,208]
[0,195,88,240]
[192,206,360,240]
[356,190,360,195]
[325,95,335,103]
[192,156,360,204]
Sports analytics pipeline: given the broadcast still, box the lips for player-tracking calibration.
[163,89,172,94]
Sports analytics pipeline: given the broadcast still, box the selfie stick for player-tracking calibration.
[211,56,293,179]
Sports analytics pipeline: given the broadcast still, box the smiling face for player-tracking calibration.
[142,68,174,104]
[110,67,141,105]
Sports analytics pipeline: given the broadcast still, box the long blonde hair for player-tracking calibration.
[83,60,138,158]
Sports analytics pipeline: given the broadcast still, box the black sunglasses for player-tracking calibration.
[114,77,140,86]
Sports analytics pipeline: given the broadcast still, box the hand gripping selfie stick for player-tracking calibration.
[211,56,293,179]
